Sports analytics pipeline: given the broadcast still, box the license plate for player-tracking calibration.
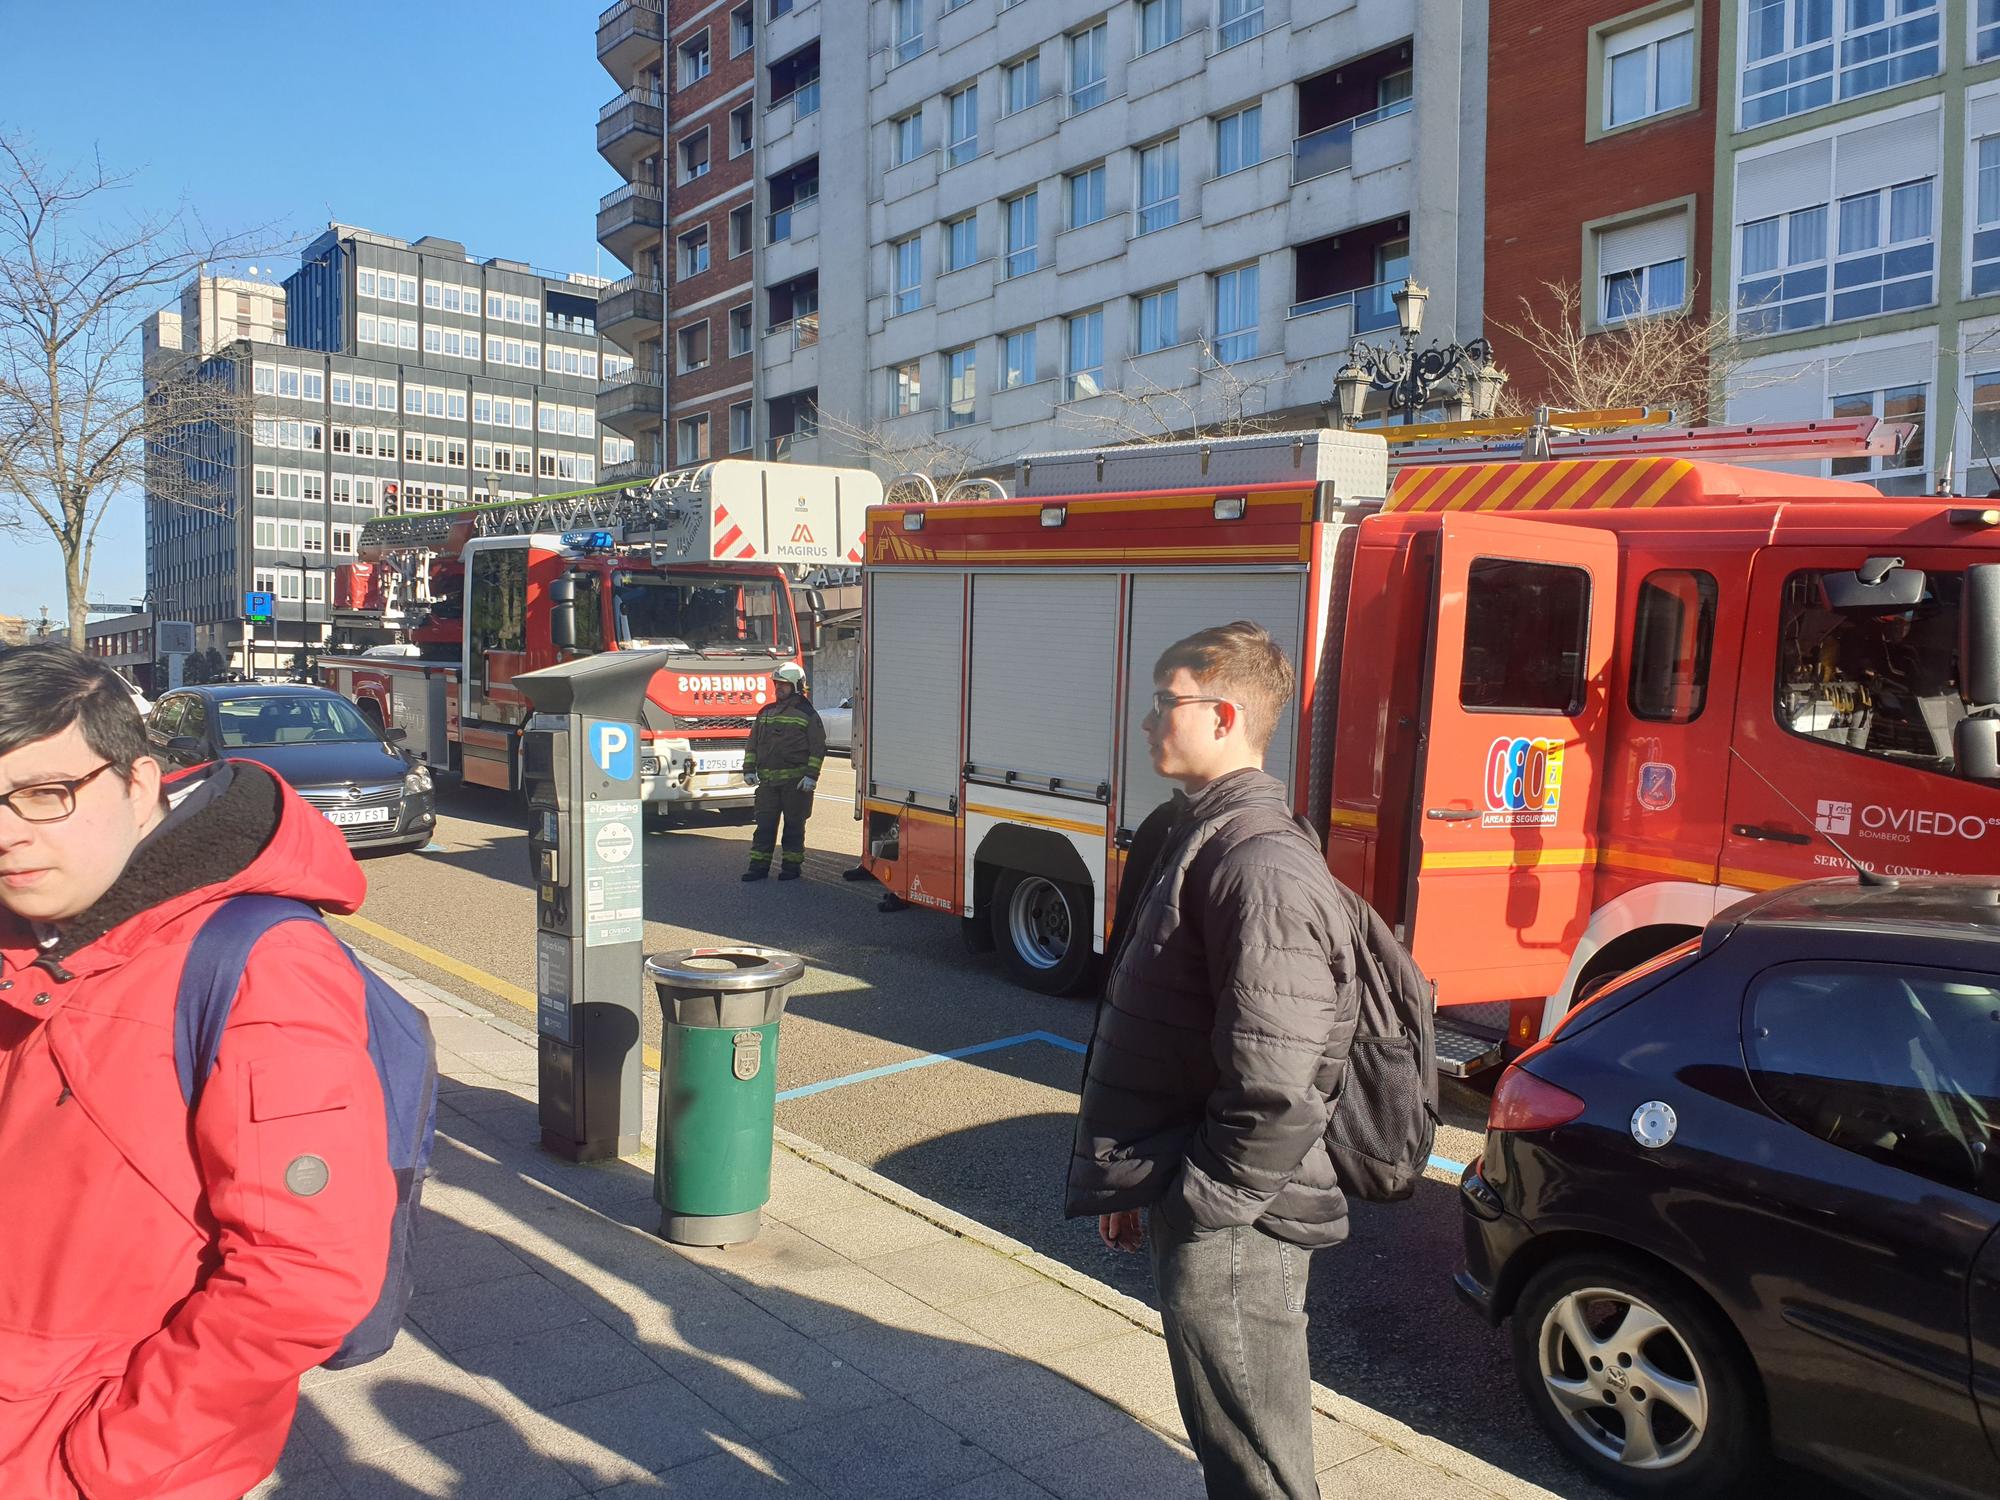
[695,751,745,773]
[326,806,394,827]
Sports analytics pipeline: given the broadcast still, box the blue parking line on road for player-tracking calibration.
[776,1029,1087,1103]
[1429,1153,1469,1176]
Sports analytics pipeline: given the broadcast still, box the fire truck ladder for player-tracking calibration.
[1387,414,1916,471]
[357,468,717,557]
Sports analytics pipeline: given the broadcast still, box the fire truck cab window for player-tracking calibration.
[1459,558,1590,713]
[613,571,796,656]
[1777,568,1964,774]
[468,547,527,657]
[1629,569,1718,723]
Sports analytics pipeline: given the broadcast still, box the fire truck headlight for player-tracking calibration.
[641,755,661,776]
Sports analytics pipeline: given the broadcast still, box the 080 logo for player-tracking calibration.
[1483,736,1565,827]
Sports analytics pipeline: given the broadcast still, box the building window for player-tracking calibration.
[731,103,754,157]
[1065,309,1104,399]
[729,401,753,453]
[1742,0,1939,128]
[1602,10,1694,131]
[729,303,754,356]
[1832,179,1934,322]
[1982,2,2000,63]
[1067,163,1107,228]
[731,3,754,53]
[894,360,922,415]
[730,204,755,257]
[679,31,711,87]
[1005,54,1041,115]
[1002,328,1036,388]
[1138,0,1182,53]
[1213,264,1260,362]
[944,213,978,273]
[1136,139,1180,235]
[945,345,977,426]
[1217,0,1264,49]
[1976,135,2000,296]
[891,111,923,166]
[1596,210,1689,324]
[1829,383,1928,494]
[678,321,711,373]
[947,84,979,167]
[1005,191,1038,277]
[679,128,711,183]
[1735,205,1829,333]
[1137,286,1179,353]
[680,226,711,280]
[892,0,923,64]
[893,236,922,314]
[1068,22,1108,113]
[1215,104,1262,176]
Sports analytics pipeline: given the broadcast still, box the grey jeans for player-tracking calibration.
[1148,1204,1318,1500]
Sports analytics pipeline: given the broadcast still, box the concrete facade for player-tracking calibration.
[759,0,1489,466]
[1713,0,2000,495]
[144,274,288,367]
[144,228,616,673]
[1484,0,1721,409]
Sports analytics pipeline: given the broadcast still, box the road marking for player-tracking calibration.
[1429,1153,1469,1176]
[777,1029,1087,1102]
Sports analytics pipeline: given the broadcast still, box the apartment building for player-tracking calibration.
[595,0,759,475]
[145,228,620,672]
[142,273,288,367]
[1714,0,2000,495]
[1485,1,1722,409]
[758,0,1487,463]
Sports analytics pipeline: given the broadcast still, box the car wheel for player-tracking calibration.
[990,868,1095,996]
[1512,1256,1764,1497]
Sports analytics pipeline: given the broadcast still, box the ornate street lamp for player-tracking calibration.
[1333,277,1505,427]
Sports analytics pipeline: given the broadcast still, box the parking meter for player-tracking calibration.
[515,651,662,1162]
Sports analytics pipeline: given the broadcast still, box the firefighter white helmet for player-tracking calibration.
[773,662,807,686]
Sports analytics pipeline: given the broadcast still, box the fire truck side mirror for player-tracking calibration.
[549,575,578,651]
[1963,564,2000,708]
[797,587,821,652]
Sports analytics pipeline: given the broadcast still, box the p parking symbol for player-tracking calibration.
[589,722,635,781]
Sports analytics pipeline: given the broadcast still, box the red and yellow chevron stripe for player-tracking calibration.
[1385,458,1697,515]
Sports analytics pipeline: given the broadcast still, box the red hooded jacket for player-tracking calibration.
[0,761,394,1500]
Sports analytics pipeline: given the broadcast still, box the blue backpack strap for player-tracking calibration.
[174,895,323,1107]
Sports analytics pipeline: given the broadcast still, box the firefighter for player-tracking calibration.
[741,661,824,882]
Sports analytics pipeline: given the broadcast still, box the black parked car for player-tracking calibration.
[1457,878,2000,1500]
[148,684,435,853]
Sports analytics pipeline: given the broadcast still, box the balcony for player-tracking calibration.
[597,0,665,89]
[596,182,664,269]
[596,362,664,435]
[1289,277,1399,334]
[598,88,664,175]
[1292,96,1413,185]
[601,455,656,485]
[598,274,663,342]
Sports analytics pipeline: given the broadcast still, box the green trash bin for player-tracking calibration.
[647,945,806,1246]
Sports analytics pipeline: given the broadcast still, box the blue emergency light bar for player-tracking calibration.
[561,529,618,553]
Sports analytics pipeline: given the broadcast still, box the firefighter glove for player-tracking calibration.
[800,777,818,794]
[743,771,759,787]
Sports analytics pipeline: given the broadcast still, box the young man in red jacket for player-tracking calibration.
[0,645,396,1500]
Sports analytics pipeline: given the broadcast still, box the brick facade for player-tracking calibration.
[666,0,756,463]
[1484,0,1719,410]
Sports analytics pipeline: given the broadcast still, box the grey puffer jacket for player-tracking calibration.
[1064,768,1363,1249]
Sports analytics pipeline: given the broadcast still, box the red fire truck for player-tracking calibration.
[857,423,2000,1071]
[320,460,879,818]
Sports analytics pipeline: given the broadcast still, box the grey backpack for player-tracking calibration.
[1322,884,1440,1203]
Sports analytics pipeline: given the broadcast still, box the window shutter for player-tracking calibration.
[1833,109,1941,197]
[1737,138,1833,218]
[1826,339,1934,397]
[1970,90,2000,141]
[1598,211,1687,276]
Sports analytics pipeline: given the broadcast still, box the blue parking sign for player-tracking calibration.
[588,720,635,781]
[244,590,275,620]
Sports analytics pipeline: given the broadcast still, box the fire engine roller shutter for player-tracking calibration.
[967,574,1119,789]
[1119,572,1306,833]
[868,571,966,803]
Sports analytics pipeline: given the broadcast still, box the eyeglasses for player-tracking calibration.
[0,762,117,824]
[1149,691,1238,717]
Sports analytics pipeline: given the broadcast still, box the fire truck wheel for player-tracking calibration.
[991,868,1095,996]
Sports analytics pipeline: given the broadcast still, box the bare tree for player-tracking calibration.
[810,403,998,503]
[0,136,276,644]
[1491,277,1748,425]
[1056,336,1290,445]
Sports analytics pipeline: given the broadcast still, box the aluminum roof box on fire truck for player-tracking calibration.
[1009,428,1389,503]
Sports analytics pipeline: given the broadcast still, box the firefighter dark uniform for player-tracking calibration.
[742,675,825,881]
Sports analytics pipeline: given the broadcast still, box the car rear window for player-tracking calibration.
[1745,961,2000,1201]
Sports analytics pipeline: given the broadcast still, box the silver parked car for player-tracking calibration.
[820,696,852,753]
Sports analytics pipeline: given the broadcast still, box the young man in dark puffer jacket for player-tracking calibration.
[1066,621,1363,1500]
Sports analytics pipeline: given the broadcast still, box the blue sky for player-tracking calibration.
[0,0,616,623]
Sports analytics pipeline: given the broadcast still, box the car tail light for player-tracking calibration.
[1488,1063,1586,1134]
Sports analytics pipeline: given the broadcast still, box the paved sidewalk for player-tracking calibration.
[253,957,1556,1499]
